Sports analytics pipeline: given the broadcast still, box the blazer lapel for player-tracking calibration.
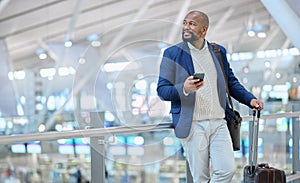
[181,42,195,75]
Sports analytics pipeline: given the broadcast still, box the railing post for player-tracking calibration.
[90,112,105,183]
[292,105,300,183]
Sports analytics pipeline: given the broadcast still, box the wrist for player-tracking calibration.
[183,87,189,96]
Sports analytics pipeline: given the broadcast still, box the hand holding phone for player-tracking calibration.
[193,73,205,84]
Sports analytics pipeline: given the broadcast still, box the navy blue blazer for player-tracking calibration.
[157,41,256,138]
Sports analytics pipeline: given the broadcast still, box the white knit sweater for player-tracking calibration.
[188,41,225,121]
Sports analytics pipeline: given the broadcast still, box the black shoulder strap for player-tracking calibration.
[211,43,234,111]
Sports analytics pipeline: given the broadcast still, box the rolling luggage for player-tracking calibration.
[243,108,286,183]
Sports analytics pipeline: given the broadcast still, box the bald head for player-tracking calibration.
[186,10,209,27]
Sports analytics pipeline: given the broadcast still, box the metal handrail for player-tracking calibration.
[0,111,299,144]
[242,111,300,121]
[287,172,300,182]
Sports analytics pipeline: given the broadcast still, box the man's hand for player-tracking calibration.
[183,76,204,93]
[250,99,264,110]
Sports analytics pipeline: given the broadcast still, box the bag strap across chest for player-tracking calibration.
[211,43,234,112]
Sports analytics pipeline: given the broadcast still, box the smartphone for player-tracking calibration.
[193,73,205,83]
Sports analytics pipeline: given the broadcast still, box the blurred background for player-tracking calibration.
[0,0,299,182]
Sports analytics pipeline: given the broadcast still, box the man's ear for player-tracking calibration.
[201,26,208,37]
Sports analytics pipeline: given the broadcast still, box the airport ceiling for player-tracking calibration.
[0,0,299,78]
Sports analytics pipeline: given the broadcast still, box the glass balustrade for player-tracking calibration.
[0,111,299,183]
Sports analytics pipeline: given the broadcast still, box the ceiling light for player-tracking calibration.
[64,39,73,48]
[78,57,86,64]
[292,77,297,83]
[247,30,256,37]
[58,67,69,76]
[36,103,43,111]
[39,53,47,59]
[102,62,139,72]
[243,66,249,73]
[14,70,26,80]
[289,47,300,56]
[264,61,271,68]
[91,41,101,47]
[106,82,113,90]
[36,48,48,60]
[275,72,281,79]
[246,24,269,38]
[68,67,76,75]
[40,68,56,78]
[257,32,267,38]
[87,34,101,47]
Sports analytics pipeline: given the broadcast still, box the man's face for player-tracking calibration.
[182,13,204,42]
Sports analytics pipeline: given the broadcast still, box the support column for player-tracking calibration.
[0,40,18,116]
[261,0,300,50]
[90,112,105,183]
[292,104,300,183]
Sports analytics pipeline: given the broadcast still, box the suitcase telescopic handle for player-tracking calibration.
[249,107,261,174]
[253,107,261,169]
[257,107,261,118]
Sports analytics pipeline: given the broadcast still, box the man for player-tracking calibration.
[157,10,263,183]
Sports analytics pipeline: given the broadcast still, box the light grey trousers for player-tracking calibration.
[181,119,235,183]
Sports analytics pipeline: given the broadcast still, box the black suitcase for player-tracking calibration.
[243,108,286,183]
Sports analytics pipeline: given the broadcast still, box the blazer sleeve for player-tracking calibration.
[156,45,191,104]
[157,48,181,102]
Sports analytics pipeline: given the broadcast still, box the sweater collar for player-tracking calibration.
[187,40,208,51]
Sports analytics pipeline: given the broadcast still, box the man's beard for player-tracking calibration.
[182,30,199,42]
